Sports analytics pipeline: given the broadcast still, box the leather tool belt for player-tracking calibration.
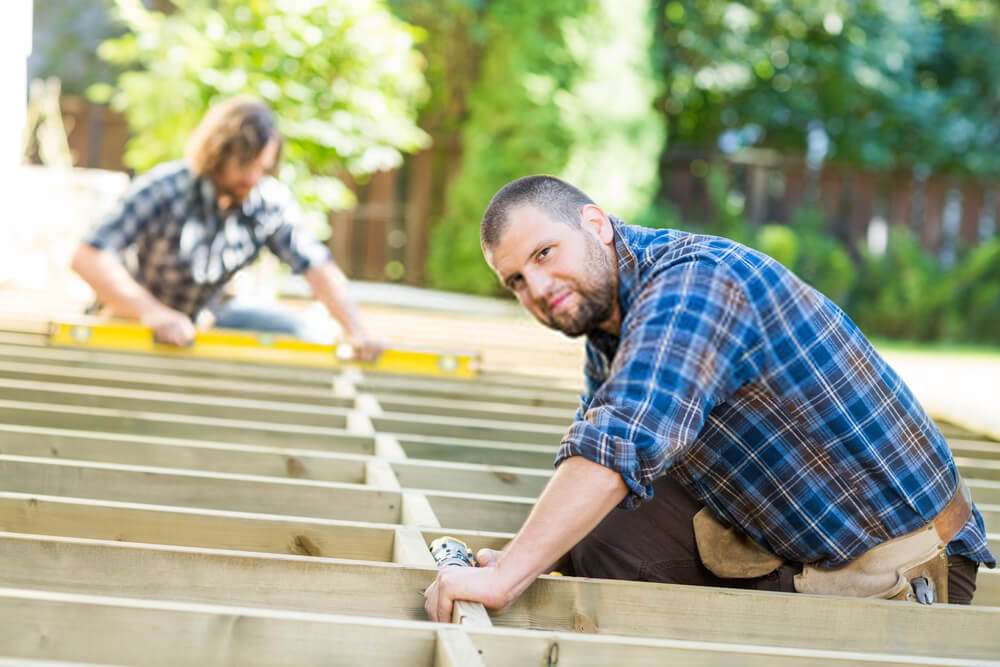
[694,476,972,604]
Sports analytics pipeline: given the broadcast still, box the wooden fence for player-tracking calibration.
[662,149,999,257]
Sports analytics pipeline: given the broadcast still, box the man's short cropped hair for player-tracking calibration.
[481,175,595,249]
[186,96,282,177]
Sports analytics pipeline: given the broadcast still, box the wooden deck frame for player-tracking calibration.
[3,325,1000,662]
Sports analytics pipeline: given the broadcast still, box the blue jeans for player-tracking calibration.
[211,300,308,339]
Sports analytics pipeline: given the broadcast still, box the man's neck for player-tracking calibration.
[596,241,622,337]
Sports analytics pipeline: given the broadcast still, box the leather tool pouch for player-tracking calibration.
[693,508,784,579]
[793,525,949,602]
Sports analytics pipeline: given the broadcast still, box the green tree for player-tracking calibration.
[650,0,1000,177]
[91,0,430,230]
[424,0,596,294]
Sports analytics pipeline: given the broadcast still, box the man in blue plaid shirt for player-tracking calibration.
[425,175,995,621]
[71,97,378,358]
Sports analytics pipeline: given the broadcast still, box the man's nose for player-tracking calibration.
[524,270,553,304]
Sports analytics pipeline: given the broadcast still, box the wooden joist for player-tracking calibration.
[1,533,998,661]
[5,588,991,667]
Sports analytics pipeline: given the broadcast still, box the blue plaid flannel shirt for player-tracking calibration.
[556,218,995,568]
[84,160,331,319]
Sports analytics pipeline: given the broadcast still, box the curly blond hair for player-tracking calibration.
[186,96,282,177]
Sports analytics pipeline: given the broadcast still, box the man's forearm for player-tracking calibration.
[494,455,628,602]
[304,262,366,337]
[71,244,168,319]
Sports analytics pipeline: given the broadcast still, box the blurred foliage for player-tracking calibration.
[28,0,124,97]
[421,0,662,295]
[424,0,596,295]
[650,0,1000,176]
[90,0,429,228]
[849,227,948,340]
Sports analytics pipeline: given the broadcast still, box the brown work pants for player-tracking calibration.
[564,475,979,604]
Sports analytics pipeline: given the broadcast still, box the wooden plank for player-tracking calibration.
[1,534,998,660]
[402,492,443,528]
[393,526,435,566]
[0,399,371,452]
[375,391,571,425]
[0,341,581,403]
[980,503,1000,533]
[976,568,999,608]
[373,413,563,446]
[399,437,556,468]
[0,456,401,524]
[367,460,402,491]
[1,588,985,667]
[0,423,367,483]
[968,479,1000,505]
[427,491,533,534]
[434,628,485,667]
[0,493,510,559]
[957,457,1000,481]
[393,460,549,498]
[0,377,350,428]
[0,358,353,407]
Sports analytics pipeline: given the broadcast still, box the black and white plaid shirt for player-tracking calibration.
[84,160,331,318]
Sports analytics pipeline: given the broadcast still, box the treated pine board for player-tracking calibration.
[0,423,367,483]
[399,437,557,468]
[402,493,443,528]
[0,358,353,407]
[0,399,371,452]
[0,423,555,500]
[0,377,350,428]
[976,568,999,608]
[0,493,511,559]
[0,589,983,667]
[0,456,401,524]
[967,479,1000,505]
[0,341,580,404]
[392,459,549,498]
[0,343,341,386]
[393,526,435,566]
[427,491,534,535]
[366,460,402,491]
[375,391,571,425]
[373,413,562,446]
[1,534,998,660]
[957,457,1000,481]
[434,628,485,667]
[981,504,1000,533]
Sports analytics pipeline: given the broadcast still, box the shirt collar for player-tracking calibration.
[609,215,643,322]
[198,174,264,218]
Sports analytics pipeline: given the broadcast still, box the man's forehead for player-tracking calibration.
[487,206,563,266]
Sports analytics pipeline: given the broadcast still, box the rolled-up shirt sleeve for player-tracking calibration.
[555,259,761,509]
[262,185,332,274]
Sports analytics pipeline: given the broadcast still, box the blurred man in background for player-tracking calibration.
[71,96,378,358]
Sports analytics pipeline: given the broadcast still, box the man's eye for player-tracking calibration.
[538,247,551,260]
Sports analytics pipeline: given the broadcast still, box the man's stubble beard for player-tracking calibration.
[543,236,616,338]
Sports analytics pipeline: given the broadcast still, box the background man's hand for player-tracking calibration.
[346,328,385,362]
[143,307,196,346]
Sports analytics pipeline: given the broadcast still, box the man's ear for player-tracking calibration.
[581,204,613,245]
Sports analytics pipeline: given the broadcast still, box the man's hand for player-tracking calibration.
[143,307,196,346]
[345,328,385,363]
[423,561,512,623]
